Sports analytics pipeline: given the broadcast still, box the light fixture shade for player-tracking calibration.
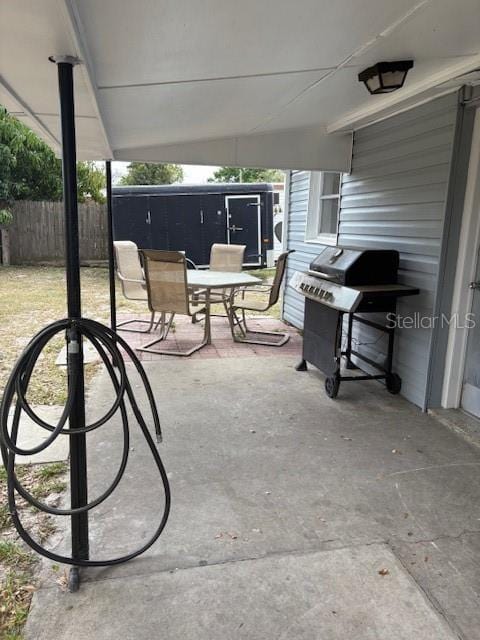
[359,61,414,95]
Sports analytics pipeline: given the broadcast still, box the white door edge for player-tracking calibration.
[442,108,480,408]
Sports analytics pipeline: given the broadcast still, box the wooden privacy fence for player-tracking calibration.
[9,201,108,264]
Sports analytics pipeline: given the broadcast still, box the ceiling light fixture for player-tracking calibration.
[358,60,414,95]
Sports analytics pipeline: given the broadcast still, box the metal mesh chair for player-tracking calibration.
[114,240,158,333]
[210,242,246,307]
[192,243,246,322]
[210,243,246,272]
[137,250,207,356]
[227,250,294,346]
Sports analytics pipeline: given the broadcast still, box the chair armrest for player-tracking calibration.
[189,289,207,298]
[237,285,272,296]
[117,272,146,285]
[230,284,272,304]
[241,285,272,293]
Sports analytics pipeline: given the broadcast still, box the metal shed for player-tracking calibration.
[112,183,277,268]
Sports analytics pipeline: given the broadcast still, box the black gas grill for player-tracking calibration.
[289,245,419,398]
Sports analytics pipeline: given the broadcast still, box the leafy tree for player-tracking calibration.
[120,162,183,185]
[0,106,105,204]
[76,162,105,203]
[208,167,284,184]
[0,106,62,202]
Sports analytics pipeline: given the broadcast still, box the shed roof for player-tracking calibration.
[113,183,276,196]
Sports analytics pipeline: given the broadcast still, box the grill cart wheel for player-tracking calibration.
[386,373,402,394]
[325,374,340,399]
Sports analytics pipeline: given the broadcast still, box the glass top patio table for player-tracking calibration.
[186,271,261,345]
[187,271,261,289]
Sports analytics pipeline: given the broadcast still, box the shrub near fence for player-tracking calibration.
[9,201,108,265]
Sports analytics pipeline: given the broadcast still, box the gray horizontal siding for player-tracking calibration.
[283,92,459,409]
[283,170,315,328]
[338,92,459,408]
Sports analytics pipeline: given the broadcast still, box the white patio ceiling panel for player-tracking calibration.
[77,0,419,86]
[1,0,480,169]
[99,71,331,149]
[0,0,110,157]
[0,86,22,116]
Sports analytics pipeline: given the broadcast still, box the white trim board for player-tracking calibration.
[442,107,480,408]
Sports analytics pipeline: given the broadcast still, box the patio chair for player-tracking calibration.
[192,243,246,322]
[114,240,158,333]
[210,242,246,307]
[210,243,246,272]
[227,250,294,346]
[137,250,207,356]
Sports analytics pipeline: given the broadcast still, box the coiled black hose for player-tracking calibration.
[0,317,170,567]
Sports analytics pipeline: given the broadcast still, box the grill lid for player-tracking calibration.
[309,245,399,285]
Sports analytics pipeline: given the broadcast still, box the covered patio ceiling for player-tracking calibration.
[1,0,480,170]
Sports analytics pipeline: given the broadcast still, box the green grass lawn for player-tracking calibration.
[0,266,120,405]
[0,265,279,404]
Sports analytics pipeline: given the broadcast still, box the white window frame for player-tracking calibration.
[305,171,341,245]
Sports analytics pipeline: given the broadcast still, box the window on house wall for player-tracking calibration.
[305,171,341,245]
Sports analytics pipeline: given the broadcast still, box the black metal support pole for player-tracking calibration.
[105,161,117,331]
[54,57,89,586]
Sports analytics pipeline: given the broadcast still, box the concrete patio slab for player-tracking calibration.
[25,353,480,639]
[2,406,69,466]
[27,544,456,640]
[56,342,101,366]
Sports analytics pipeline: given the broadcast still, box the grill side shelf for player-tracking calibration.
[350,284,420,297]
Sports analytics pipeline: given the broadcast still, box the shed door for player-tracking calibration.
[200,194,227,266]
[113,195,152,249]
[225,195,261,266]
[178,195,204,265]
[461,245,480,417]
[149,194,204,266]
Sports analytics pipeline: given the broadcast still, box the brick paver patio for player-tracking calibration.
[116,312,302,361]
